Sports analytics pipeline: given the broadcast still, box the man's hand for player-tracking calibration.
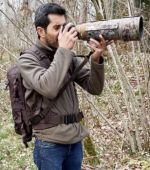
[58,23,78,50]
[87,35,113,63]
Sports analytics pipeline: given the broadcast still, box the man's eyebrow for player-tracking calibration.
[53,24,62,27]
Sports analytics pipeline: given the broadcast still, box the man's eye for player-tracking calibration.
[54,26,60,30]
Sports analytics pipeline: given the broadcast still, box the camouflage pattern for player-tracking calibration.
[76,16,143,41]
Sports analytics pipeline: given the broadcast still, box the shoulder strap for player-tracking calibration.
[20,48,51,69]
[57,51,92,97]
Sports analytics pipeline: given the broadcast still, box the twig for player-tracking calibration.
[105,81,136,152]
[82,163,95,170]
[0,44,17,59]
[78,85,125,142]
[144,27,150,37]
[91,0,104,20]
[20,37,32,46]
[0,66,7,73]
[37,0,44,4]
[0,9,34,45]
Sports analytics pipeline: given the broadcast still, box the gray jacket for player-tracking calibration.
[18,39,104,144]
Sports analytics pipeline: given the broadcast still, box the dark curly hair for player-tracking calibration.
[35,3,67,37]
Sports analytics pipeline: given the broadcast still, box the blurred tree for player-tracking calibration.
[134,0,150,19]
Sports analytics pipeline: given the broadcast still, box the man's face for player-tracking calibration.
[44,14,66,48]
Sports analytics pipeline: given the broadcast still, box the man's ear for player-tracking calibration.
[36,27,46,38]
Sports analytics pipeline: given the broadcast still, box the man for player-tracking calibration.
[18,2,110,170]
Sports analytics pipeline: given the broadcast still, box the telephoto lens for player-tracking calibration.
[76,16,143,41]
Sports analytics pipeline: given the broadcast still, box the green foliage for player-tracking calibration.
[84,136,100,166]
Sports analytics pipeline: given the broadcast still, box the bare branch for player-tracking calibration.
[0,9,33,45]
[0,43,17,59]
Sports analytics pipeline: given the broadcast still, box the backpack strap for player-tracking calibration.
[20,48,51,69]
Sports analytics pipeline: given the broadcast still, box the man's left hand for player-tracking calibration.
[87,35,113,63]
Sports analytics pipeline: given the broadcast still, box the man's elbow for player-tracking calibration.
[90,84,104,95]
[44,89,58,99]
[35,86,58,99]
[91,89,103,95]
[35,80,59,99]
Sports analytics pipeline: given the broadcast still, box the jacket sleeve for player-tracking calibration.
[73,57,105,95]
[18,47,74,99]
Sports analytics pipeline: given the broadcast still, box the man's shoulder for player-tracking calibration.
[19,44,39,59]
[18,51,39,66]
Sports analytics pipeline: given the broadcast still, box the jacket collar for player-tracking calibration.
[35,39,57,59]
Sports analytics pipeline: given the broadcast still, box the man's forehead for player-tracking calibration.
[48,14,66,25]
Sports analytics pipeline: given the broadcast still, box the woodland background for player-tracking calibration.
[0,0,150,169]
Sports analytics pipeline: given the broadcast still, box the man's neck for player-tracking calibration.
[38,38,57,51]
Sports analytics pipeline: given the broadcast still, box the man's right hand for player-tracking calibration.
[58,23,78,50]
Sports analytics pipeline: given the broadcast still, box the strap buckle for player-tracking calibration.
[30,113,44,125]
[63,112,84,125]
[64,114,77,125]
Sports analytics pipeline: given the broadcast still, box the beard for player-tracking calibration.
[45,37,58,49]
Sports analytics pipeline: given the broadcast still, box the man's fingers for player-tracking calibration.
[59,26,63,34]
[89,35,114,47]
[69,26,77,34]
[71,31,78,38]
[73,36,78,41]
[89,38,99,46]
[87,43,97,51]
[99,35,105,45]
[88,38,100,48]
[63,23,74,33]
[106,40,114,46]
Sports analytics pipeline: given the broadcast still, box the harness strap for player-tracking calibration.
[30,111,84,125]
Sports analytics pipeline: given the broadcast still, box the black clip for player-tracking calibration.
[30,113,44,125]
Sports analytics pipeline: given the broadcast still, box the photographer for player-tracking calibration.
[18,2,111,170]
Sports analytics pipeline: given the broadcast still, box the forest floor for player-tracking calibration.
[0,55,150,170]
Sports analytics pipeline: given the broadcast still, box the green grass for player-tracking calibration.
[0,89,36,170]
